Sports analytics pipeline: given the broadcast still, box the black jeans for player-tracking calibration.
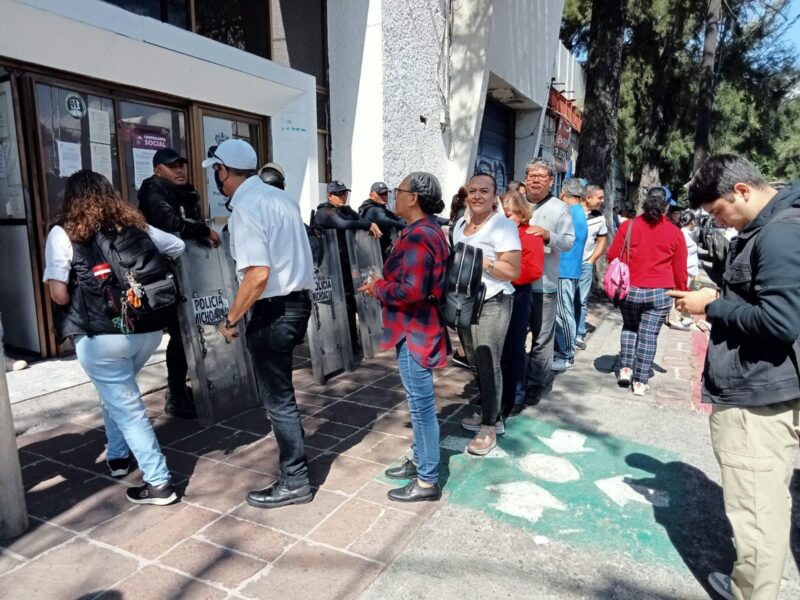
[246,292,312,486]
[166,311,188,394]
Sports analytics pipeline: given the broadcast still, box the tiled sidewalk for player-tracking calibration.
[1,348,478,600]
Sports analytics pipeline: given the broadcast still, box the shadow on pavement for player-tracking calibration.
[626,452,736,597]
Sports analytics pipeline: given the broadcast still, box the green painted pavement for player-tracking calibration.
[438,417,690,569]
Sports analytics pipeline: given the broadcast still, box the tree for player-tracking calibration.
[692,0,722,171]
[574,0,627,199]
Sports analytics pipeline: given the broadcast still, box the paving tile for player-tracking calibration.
[222,437,280,476]
[302,417,360,440]
[161,447,218,478]
[49,478,136,532]
[297,401,325,417]
[197,515,296,562]
[243,540,382,600]
[308,498,383,549]
[102,565,226,600]
[181,462,271,513]
[90,502,218,560]
[313,401,384,429]
[298,380,364,399]
[345,386,406,410]
[0,552,22,577]
[219,408,272,436]
[294,391,340,411]
[338,367,390,386]
[17,450,43,468]
[290,367,319,389]
[369,411,413,439]
[331,430,389,459]
[56,439,109,475]
[160,537,266,589]
[0,520,75,560]
[16,422,105,457]
[0,538,137,599]
[169,426,261,461]
[20,459,75,490]
[308,453,382,495]
[358,435,412,466]
[151,415,205,446]
[347,507,422,563]
[232,488,345,537]
[370,372,404,391]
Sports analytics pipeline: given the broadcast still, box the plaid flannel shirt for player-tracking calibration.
[374,216,450,368]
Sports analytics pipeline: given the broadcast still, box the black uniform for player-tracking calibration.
[358,199,406,258]
[138,175,209,415]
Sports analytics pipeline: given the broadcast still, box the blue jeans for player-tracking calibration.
[396,340,440,485]
[554,278,579,362]
[576,262,594,338]
[75,332,171,486]
[501,284,534,409]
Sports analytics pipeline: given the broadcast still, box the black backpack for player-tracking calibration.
[439,241,486,329]
[94,227,179,333]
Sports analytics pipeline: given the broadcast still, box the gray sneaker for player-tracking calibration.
[467,425,497,456]
[707,572,736,600]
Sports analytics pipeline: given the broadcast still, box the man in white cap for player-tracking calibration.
[203,139,315,509]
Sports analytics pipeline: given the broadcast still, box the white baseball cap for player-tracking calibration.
[202,139,258,170]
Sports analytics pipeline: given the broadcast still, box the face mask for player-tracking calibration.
[214,169,233,212]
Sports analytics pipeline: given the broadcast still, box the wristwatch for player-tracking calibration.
[485,259,495,274]
[224,317,238,329]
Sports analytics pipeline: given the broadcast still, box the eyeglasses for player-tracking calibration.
[526,174,551,181]
[394,187,414,196]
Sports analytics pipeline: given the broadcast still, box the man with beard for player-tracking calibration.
[138,148,220,419]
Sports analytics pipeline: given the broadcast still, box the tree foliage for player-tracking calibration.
[563,0,800,199]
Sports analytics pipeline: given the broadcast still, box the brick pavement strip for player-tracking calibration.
[1,310,709,599]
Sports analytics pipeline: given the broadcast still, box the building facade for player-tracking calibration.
[0,0,577,358]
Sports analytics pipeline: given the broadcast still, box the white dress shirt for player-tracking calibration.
[227,176,314,299]
[43,225,185,283]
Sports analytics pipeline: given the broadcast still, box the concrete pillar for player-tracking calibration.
[0,317,27,539]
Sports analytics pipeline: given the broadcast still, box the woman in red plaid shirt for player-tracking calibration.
[359,172,449,503]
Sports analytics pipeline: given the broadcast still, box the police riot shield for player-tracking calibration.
[307,230,355,383]
[174,236,260,427]
[345,230,384,359]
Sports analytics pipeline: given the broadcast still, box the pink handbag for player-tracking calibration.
[603,221,632,305]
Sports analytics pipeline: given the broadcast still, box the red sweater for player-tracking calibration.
[607,215,689,291]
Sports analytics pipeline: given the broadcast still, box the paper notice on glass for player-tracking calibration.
[132,147,156,190]
[88,108,111,144]
[57,141,82,177]
[90,142,113,181]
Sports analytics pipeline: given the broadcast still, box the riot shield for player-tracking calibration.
[174,237,260,426]
[345,230,385,359]
[307,230,355,383]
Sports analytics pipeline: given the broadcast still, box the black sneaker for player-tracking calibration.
[107,456,132,478]
[164,386,197,420]
[452,351,470,369]
[126,482,178,506]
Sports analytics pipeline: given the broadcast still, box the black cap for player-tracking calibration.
[327,180,350,194]
[153,148,187,168]
[370,181,389,194]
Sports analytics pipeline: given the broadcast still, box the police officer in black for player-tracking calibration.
[138,148,220,418]
[358,181,406,259]
[313,181,382,354]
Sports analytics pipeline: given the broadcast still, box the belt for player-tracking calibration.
[255,290,310,305]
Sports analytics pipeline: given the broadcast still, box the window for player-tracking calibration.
[103,0,189,29]
[35,83,120,220]
[194,1,270,59]
[119,100,187,206]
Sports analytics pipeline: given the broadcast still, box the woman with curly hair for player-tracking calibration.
[43,170,185,506]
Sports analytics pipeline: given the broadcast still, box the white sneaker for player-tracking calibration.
[633,382,650,396]
[551,358,574,372]
[617,367,632,387]
[3,354,27,372]
[707,572,737,600]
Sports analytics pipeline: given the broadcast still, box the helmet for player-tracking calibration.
[258,162,285,190]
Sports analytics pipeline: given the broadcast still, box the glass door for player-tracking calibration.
[198,110,263,220]
[0,70,42,354]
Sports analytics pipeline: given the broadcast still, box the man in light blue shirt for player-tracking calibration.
[553,179,588,371]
